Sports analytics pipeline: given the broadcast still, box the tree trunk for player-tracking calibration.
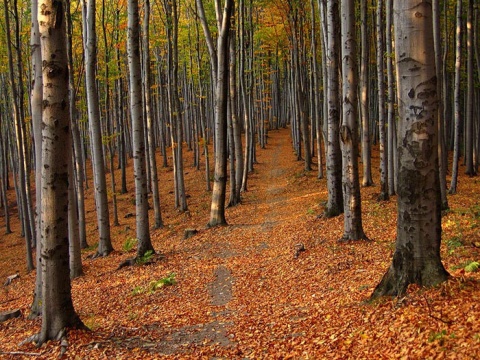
[29,0,43,318]
[3,0,34,271]
[324,0,343,217]
[449,0,463,194]
[143,0,163,229]
[465,0,476,176]
[433,0,449,210]
[37,0,85,344]
[360,0,373,187]
[83,0,113,256]
[371,0,449,299]
[128,0,155,257]
[339,0,367,241]
[386,0,396,196]
[376,0,389,201]
[207,0,234,227]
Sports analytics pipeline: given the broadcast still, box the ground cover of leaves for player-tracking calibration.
[1,127,480,359]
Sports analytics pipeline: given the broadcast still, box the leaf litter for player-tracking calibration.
[1,127,480,358]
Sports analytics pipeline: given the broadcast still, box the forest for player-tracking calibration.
[0,0,480,358]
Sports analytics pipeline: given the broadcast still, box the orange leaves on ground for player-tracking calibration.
[1,128,480,358]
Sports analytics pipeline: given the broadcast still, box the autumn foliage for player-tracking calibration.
[1,128,480,358]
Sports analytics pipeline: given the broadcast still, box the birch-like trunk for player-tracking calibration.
[128,0,155,256]
[433,0,449,210]
[339,0,367,241]
[207,0,234,227]
[465,0,476,176]
[143,0,163,229]
[83,0,113,256]
[324,0,343,217]
[360,0,373,187]
[372,0,449,299]
[386,0,397,196]
[29,0,43,318]
[449,0,463,194]
[37,0,85,343]
[376,0,389,201]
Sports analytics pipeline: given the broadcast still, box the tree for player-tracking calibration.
[83,0,113,256]
[339,0,368,241]
[143,0,163,229]
[376,0,389,201]
[29,0,43,318]
[449,0,463,194]
[432,0,449,210]
[464,0,476,176]
[128,0,155,257]
[36,0,85,344]
[3,0,34,271]
[359,0,373,187]
[324,0,343,217]
[196,0,234,227]
[371,0,449,298]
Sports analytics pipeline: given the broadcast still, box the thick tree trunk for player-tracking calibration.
[37,0,85,344]
[372,0,449,299]
[29,0,43,318]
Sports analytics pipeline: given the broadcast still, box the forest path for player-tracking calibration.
[190,128,315,354]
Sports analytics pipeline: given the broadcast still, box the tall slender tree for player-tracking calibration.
[83,0,113,256]
[465,0,476,176]
[128,0,155,256]
[196,0,234,227]
[324,0,343,217]
[360,0,373,187]
[339,0,368,241]
[143,0,163,229]
[376,0,389,201]
[432,0,449,210]
[449,0,463,194]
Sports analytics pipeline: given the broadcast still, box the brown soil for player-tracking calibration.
[1,127,480,359]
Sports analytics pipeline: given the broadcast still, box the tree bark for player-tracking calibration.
[465,0,476,176]
[324,0,343,217]
[83,0,113,256]
[207,0,234,227]
[376,0,389,201]
[371,0,449,299]
[339,0,368,241]
[432,0,449,210]
[449,0,463,194]
[37,0,85,343]
[128,0,155,257]
[360,0,373,187]
[143,0,163,229]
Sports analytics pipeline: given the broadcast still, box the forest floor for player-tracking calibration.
[1,127,480,359]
